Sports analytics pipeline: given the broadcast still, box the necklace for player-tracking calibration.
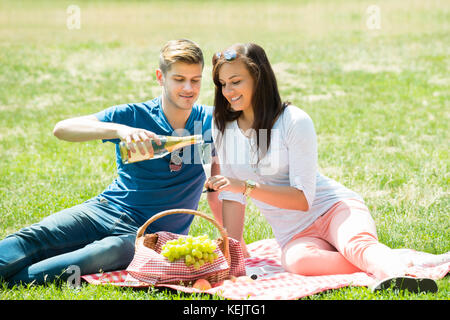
[237,118,254,138]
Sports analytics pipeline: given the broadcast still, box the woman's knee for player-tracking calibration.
[281,242,324,275]
[342,232,379,260]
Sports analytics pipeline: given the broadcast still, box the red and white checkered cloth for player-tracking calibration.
[82,238,450,300]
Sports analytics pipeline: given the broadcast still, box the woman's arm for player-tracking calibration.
[222,199,249,257]
[205,176,309,211]
[207,158,223,225]
[245,182,309,211]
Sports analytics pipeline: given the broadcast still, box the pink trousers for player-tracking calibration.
[281,199,410,279]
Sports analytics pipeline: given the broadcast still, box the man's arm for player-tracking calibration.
[53,115,127,142]
[53,115,161,154]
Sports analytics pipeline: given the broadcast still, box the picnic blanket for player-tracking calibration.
[82,238,450,300]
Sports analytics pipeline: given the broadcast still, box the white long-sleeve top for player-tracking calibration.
[213,105,363,248]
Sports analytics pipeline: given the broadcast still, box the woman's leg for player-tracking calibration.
[281,198,446,294]
[281,199,409,278]
[321,199,412,279]
[281,236,361,276]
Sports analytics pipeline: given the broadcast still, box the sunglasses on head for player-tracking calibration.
[213,49,238,64]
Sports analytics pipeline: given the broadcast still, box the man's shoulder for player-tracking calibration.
[193,102,213,114]
[192,103,214,121]
[107,97,160,113]
[131,96,162,112]
[124,98,212,116]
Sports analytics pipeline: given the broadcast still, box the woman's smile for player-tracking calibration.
[230,95,242,103]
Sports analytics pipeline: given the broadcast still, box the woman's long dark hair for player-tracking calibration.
[212,43,290,160]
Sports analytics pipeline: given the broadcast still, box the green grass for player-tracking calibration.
[0,0,449,300]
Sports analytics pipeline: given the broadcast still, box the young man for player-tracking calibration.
[0,39,220,286]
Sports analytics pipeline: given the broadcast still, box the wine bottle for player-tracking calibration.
[119,134,204,164]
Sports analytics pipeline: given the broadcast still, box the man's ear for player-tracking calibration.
[155,69,164,86]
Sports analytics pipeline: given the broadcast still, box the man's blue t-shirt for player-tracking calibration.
[94,96,213,235]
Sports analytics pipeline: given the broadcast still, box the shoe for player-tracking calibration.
[371,276,438,293]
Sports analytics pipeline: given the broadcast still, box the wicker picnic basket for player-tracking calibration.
[133,209,232,284]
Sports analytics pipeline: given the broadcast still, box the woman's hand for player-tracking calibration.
[116,127,161,156]
[207,174,309,211]
[205,175,245,194]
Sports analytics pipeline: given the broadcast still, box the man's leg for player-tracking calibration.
[0,197,135,283]
[7,234,136,285]
[0,203,100,280]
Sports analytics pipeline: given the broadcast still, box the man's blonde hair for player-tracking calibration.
[159,39,204,74]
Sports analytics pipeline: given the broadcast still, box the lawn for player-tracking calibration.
[0,0,448,301]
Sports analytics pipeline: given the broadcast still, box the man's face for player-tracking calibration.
[157,61,203,111]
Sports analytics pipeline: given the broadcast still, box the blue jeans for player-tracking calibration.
[0,196,139,286]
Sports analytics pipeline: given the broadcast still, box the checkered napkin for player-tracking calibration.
[82,238,450,300]
[125,231,246,286]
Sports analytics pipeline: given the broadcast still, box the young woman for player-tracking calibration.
[204,43,449,292]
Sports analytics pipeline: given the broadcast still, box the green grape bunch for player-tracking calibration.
[161,234,219,270]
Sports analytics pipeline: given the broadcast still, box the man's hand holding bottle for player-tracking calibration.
[116,127,162,157]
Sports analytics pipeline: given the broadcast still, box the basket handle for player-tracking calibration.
[135,209,230,261]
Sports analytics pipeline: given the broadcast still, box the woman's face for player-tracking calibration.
[218,60,255,113]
